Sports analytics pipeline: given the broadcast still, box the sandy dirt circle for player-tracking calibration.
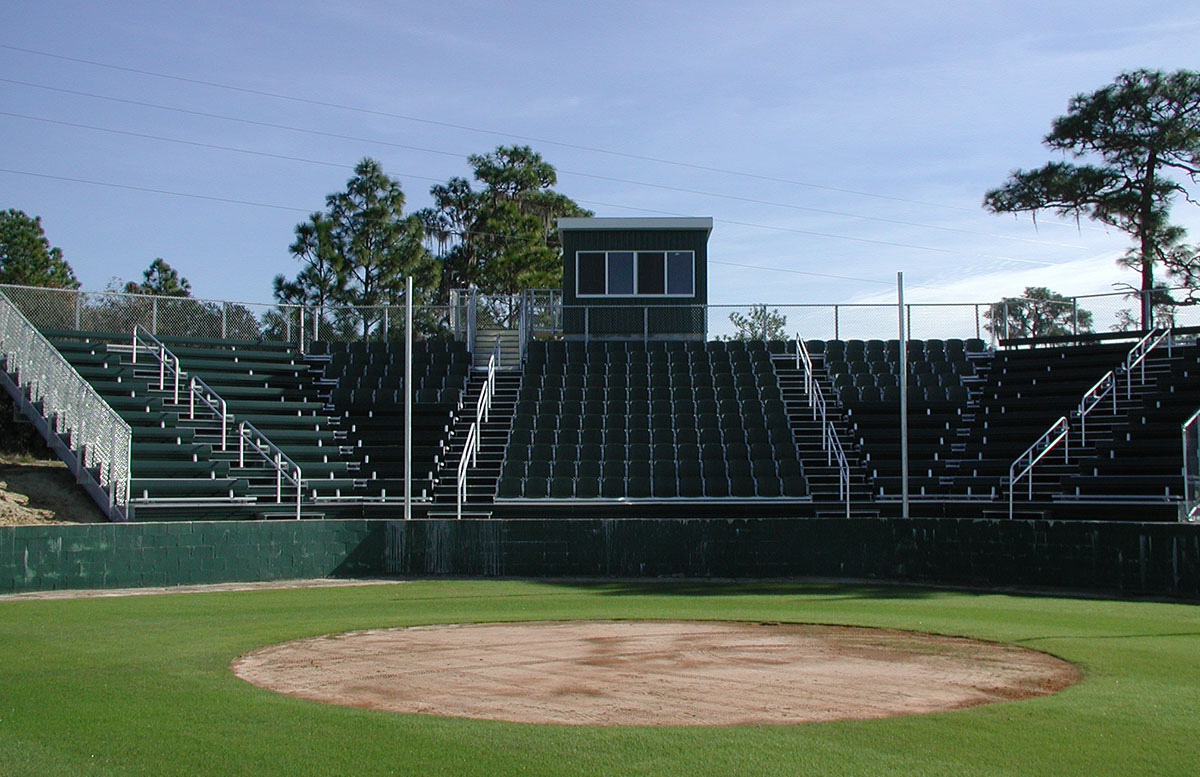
[232,620,1079,725]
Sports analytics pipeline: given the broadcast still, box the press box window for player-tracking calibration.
[577,252,606,295]
[576,250,695,297]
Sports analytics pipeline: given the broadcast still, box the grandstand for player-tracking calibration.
[2,218,1199,526]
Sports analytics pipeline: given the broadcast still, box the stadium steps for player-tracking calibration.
[473,329,523,370]
[774,356,874,514]
[428,371,522,513]
[45,332,357,519]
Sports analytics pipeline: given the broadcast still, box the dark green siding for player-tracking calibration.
[561,227,710,338]
[5,518,1199,597]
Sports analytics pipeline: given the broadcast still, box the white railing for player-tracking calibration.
[0,291,131,515]
[1015,327,1175,510]
[1008,417,1069,519]
[456,338,500,519]
[187,375,231,453]
[131,325,303,517]
[796,337,850,516]
[238,420,304,520]
[1076,370,1118,449]
[131,325,182,404]
[1123,328,1172,398]
[1182,409,1200,522]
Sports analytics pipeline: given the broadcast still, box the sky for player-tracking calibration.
[2,0,1200,315]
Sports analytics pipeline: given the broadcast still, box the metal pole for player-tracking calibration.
[898,272,909,518]
[404,276,413,521]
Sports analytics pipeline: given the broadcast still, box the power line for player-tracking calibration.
[0,95,1092,252]
[0,160,1061,270]
[578,199,1059,267]
[0,42,1092,223]
[0,167,918,289]
[0,167,313,212]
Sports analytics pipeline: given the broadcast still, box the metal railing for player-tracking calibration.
[0,291,131,515]
[1076,328,1172,448]
[456,338,501,519]
[1012,327,1176,514]
[1008,417,1070,519]
[795,337,850,516]
[1076,370,1118,449]
[238,420,304,520]
[1123,328,1172,398]
[130,325,303,517]
[1181,408,1200,522]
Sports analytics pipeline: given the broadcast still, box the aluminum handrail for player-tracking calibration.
[1181,408,1200,521]
[796,337,850,516]
[1020,326,1174,506]
[187,375,230,452]
[457,337,500,519]
[1008,416,1069,519]
[131,325,303,517]
[0,292,131,514]
[131,325,182,405]
[1124,328,1171,398]
[238,420,304,520]
[1076,370,1117,448]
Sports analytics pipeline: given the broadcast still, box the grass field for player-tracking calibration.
[1,579,1198,777]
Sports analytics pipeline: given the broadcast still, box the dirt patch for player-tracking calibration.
[0,578,407,602]
[0,456,106,525]
[232,620,1080,725]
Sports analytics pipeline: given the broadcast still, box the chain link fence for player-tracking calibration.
[0,284,456,347]
[5,283,1199,350]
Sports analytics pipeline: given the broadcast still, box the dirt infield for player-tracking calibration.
[232,620,1079,725]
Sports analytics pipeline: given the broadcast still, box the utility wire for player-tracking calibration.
[578,199,1059,267]
[0,43,1099,224]
[0,158,1062,271]
[0,165,1001,288]
[0,167,313,212]
[0,98,1092,250]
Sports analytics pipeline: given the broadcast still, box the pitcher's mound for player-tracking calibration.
[232,620,1078,725]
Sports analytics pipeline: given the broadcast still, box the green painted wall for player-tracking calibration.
[0,520,383,593]
[3,517,1198,597]
[385,517,1200,597]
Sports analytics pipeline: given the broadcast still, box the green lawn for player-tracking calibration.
[1,580,1197,777]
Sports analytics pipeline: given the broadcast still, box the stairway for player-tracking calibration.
[774,356,876,516]
[428,371,521,516]
[474,330,523,370]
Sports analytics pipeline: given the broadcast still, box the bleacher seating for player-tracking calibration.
[27,323,1200,522]
[312,340,471,500]
[496,339,809,501]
